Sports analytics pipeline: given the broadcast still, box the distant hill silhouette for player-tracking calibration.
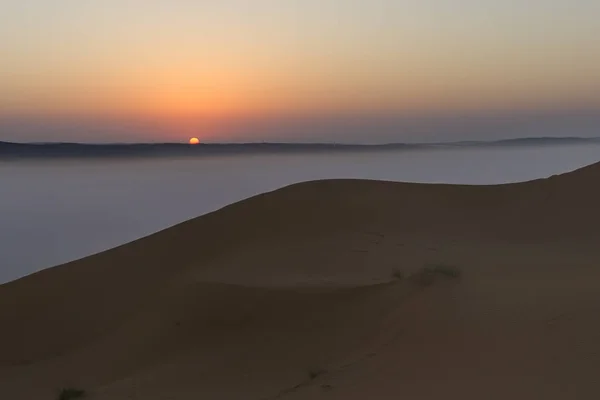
[1,137,599,159]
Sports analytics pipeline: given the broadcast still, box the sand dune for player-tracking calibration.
[2,162,600,399]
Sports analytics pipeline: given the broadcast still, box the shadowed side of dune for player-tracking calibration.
[2,161,600,399]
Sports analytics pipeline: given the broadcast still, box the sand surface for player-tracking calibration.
[2,162,600,399]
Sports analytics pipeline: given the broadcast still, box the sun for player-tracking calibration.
[189,137,200,145]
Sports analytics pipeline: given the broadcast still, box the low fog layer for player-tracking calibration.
[2,143,600,283]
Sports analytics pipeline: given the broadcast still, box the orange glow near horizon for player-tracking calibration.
[2,0,599,142]
[189,137,200,145]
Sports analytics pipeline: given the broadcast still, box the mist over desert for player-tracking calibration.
[2,143,600,399]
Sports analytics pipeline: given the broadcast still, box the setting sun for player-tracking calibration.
[189,137,200,145]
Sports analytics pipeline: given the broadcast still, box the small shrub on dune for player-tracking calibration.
[308,368,327,380]
[409,264,461,286]
[426,264,461,278]
[57,388,85,400]
[391,269,404,280]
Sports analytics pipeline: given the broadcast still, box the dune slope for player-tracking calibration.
[2,162,600,399]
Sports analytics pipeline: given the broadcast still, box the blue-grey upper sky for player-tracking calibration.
[1,0,599,142]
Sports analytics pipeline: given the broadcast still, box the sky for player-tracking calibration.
[1,0,599,143]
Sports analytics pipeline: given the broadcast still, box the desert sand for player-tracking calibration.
[2,162,600,399]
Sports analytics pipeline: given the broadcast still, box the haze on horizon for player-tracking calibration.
[1,0,599,143]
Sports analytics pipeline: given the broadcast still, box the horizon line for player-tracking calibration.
[3,136,600,147]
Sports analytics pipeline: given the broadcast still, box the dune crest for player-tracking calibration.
[2,161,600,399]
